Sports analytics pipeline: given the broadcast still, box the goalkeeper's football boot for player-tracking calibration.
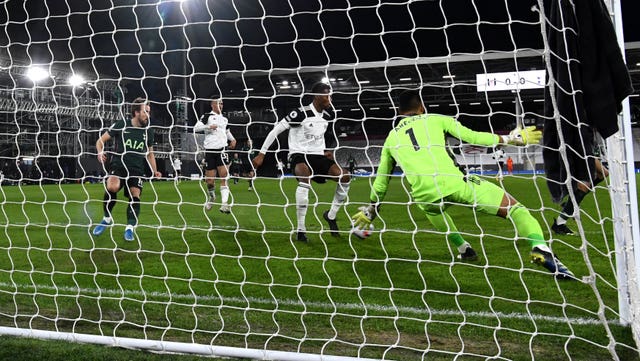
[530,247,575,280]
[219,204,231,214]
[92,219,111,236]
[323,210,340,237]
[457,247,478,262]
[296,231,308,243]
[124,228,135,242]
[551,220,575,236]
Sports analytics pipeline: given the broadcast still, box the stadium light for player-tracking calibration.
[68,74,85,87]
[26,66,49,82]
[321,77,330,84]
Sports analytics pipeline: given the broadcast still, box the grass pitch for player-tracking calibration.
[0,174,638,360]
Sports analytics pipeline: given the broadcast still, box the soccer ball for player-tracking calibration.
[352,224,374,239]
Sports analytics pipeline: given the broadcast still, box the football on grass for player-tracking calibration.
[352,224,374,239]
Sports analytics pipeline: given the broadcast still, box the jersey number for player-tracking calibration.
[405,128,420,151]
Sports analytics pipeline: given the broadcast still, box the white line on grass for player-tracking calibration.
[0,281,618,326]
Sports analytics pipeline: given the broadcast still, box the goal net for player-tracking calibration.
[0,0,638,360]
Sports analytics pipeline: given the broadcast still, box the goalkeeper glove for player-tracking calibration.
[351,205,377,229]
[503,126,542,146]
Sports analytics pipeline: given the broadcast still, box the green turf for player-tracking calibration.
[0,175,638,360]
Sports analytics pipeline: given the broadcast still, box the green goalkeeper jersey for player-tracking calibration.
[371,113,500,204]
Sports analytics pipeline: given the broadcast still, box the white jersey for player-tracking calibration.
[173,158,182,171]
[260,104,334,156]
[194,112,235,150]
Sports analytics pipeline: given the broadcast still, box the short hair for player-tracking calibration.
[398,90,422,113]
[311,82,331,96]
[131,97,148,117]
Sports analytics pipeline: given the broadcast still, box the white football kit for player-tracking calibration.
[194,112,235,150]
[260,103,333,155]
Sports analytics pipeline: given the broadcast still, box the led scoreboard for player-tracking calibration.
[476,70,546,92]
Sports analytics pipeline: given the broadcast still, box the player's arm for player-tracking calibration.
[96,131,112,163]
[324,117,337,160]
[146,146,161,178]
[193,114,214,133]
[226,129,237,149]
[443,116,541,146]
[252,119,290,168]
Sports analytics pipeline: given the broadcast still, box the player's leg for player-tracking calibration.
[123,179,142,242]
[553,158,608,235]
[247,168,254,191]
[293,156,312,242]
[92,174,121,236]
[451,176,574,278]
[204,167,217,211]
[203,152,218,211]
[323,162,351,237]
[421,206,477,261]
[493,189,574,279]
[217,162,231,214]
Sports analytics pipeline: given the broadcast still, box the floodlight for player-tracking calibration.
[69,74,85,87]
[26,67,49,82]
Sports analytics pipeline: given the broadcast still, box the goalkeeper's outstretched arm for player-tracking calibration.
[445,117,542,147]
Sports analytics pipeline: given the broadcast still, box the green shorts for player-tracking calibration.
[416,175,505,216]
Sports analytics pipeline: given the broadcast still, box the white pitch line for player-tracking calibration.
[0,282,618,326]
[6,222,609,236]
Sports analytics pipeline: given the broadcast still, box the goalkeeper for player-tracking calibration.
[352,90,574,279]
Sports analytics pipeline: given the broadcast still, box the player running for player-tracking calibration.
[352,90,574,279]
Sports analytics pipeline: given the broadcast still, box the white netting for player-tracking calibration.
[0,0,638,360]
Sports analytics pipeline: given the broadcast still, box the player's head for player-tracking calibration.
[398,90,425,115]
[131,97,150,125]
[210,95,223,114]
[310,82,332,110]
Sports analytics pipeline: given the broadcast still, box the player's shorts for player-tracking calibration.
[289,153,337,184]
[241,163,253,174]
[416,175,504,216]
[229,163,242,174]
[107,166,144,192]
[204,149,229,171]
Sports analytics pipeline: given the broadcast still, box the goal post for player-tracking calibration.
[0,1,639,360]
[607,0,640,339]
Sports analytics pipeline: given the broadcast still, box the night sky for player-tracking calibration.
[0,0,637,111]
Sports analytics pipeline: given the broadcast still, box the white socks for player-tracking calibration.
[327,181,350,220]
[296,183,311,231]
[220,186,230,205]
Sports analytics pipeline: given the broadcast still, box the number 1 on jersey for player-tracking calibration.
[405,128,419,151]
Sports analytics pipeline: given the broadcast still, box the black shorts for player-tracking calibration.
[108,166,144,192]
[204,149,229,171]
[241,163,254,174]
[229,163,242,174]
[289,153,337,184]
